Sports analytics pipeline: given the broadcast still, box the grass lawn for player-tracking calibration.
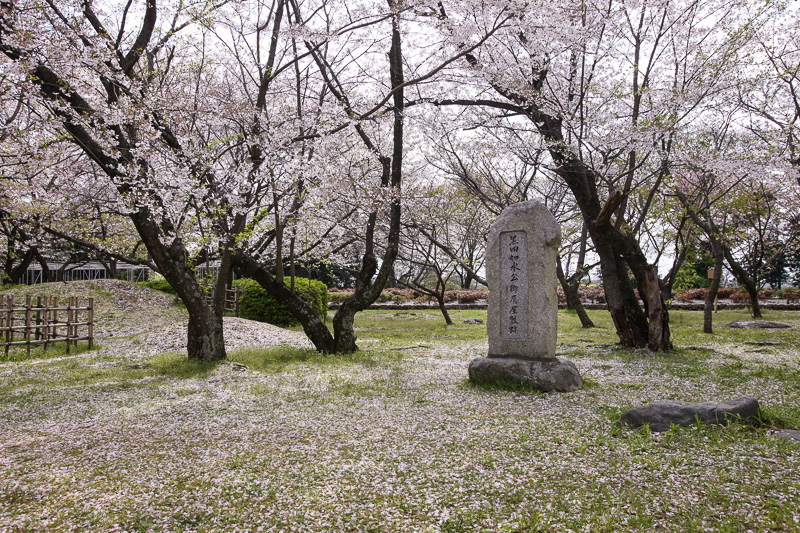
[1,305,799,532]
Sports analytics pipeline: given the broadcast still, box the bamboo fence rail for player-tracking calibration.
[0,295,94,357]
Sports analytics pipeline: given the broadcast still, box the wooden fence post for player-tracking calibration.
[65,297,72,354]
[5,296,13,358]
[35,296,42,341]
[51,297,58,351]
[88,298,94,349]
[25,295,32,357]
[0,294,96,355]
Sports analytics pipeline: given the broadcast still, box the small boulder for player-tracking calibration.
[468,357,583,392]
[774,429,800,442]
[728,321,791,329]
[464,318,483,324]
[619,396,759,432]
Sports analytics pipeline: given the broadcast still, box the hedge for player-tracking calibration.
[136,279,176,295]
[233,277,328,327]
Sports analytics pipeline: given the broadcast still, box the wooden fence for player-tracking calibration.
[0,296,94,357]
[206,286,241,317]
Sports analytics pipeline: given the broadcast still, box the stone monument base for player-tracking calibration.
[468,356,583,392]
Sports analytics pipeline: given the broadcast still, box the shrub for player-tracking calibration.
[455,289,487,304]
[328,290,353,303]
[377,291,403,304]
[780,287,799,301]
[579,285,605,303]
[674,288,708,301]
[233,277,328,327]
[137,279,176,295]
[729,288,750,303]
[717,287,737,299]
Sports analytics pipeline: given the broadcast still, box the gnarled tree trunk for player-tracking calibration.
[557,261,594,328]
[131,210,226,362]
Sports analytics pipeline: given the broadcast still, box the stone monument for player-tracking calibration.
[468,200,583,392]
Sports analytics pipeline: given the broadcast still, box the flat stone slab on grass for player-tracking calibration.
[775,429,800,442]
[468,357,583,392]
[619,396,759,432]
[728,321,791,329]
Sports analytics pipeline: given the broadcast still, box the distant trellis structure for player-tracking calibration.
[0,295,94,357]
[23,261,151,285]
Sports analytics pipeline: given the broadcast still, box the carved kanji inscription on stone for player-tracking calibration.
[500,231,528,340]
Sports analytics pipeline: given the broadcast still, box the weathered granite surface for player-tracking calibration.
[469,201,582,393]
[728,321,791,329]
[619,396,760,432]
[486,200,560,360]
[468,357,583,392]
[774,429,800,442]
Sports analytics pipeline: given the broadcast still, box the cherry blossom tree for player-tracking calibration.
[422,0,775,350]
[0,0,244,361]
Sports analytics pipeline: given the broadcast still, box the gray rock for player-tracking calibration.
[619,396,760,432]
[468,356,583,392]
[774,429,800,442]
[728,321,791,329]
[486,200,560,360]
[464,318,483,324]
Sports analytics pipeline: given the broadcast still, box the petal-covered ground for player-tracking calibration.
[1,282,799,532]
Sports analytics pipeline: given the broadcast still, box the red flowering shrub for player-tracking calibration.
[578,285,605,303]
[781,288,799,302]
[674,288,709,301]
[453,290,488,303]
[729,288,749,303]
[716,287,737,299]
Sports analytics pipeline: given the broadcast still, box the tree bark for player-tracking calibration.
[557,261,595,328]
[233,250,335,353]
[723,247,762,318]
[130,209,226,362]
[703,245,723,334]
[676,188,762,319]
[436,292,453,325]
[6,248,35,285]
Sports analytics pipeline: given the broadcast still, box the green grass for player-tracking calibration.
[1,305,799,532]
[0,339,95,363]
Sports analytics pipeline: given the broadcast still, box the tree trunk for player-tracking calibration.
[676,189,763,320]
[130,209,226,362]
[435,278,453,325]
[455,53,669,350]
[557,261,595,328]
[703,248,723,334]
[7,248,35,285]
[593,237,651,347]
[437,295,453,325]
[637,264,671,351]
[325,5,405,353]
[233,250,335,352]
[32,249,51,283]
[521,105,663,348]
[332,302,359,353]
[722,247,762,318]
[185,306,226,363]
